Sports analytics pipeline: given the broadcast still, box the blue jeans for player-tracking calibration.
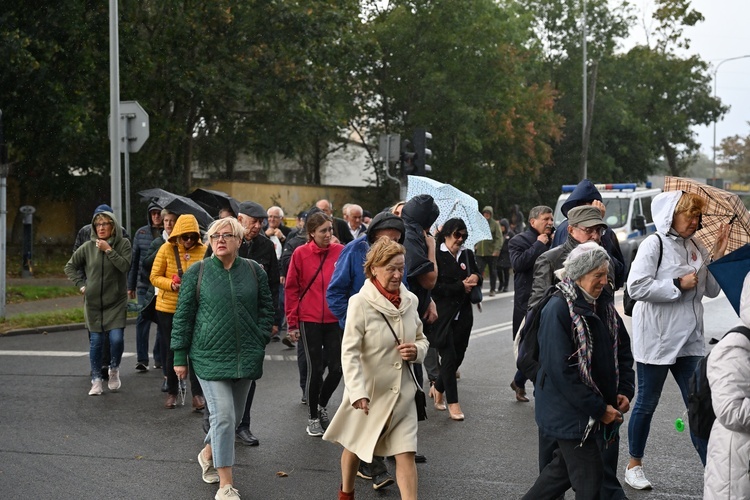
[199,376,254,468]
[135,289,161,364]
[628,357,705,463]
[90,328,124,381]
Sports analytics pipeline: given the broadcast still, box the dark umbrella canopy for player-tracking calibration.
[707,244,750,316]
[187,188,240,218]
[137,188,213,230]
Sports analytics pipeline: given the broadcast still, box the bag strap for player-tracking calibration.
[298,252,327,303]
[726,325,750,342]
[173,245,184,277]
[195,259,205,300]
[655,233,663,270]
[380,312,423,393]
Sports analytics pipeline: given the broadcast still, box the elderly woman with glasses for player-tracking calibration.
[429,217,482,420]
[285,212,345,437]
[65,210,132,396]
[150,214,207,410]
[171,217,273,500]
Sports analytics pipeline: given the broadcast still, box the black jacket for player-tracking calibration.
[402,195,440,318]
[508,227,550,311]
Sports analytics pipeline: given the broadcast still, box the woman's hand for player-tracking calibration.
[600,405,624,425]
[174,365,188,380]
[397,342,418,362]
[616,394,631,414]
[712,222,730,260]
[288,329,300,342]
[95,239,111,252]
[679,272,698,290]
[352,398,370,415]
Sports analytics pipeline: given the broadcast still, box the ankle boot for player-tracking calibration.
[338,485,354,500]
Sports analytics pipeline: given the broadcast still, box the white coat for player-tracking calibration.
[626,191,721,364]
[322,279,429,463]
[703,323,750,497]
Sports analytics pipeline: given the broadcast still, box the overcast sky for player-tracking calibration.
[624,0,750,157]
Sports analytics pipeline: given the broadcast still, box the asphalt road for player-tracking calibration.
[0,289,735,499]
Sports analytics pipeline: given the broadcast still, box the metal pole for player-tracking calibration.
[581,0,587,181]
[109,0,122,224]
[123,114,131,236]
[382,134,404,199]
[712,55,750,180]
[0,109,6,318]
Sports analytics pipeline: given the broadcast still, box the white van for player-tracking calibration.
[553,183,661,272]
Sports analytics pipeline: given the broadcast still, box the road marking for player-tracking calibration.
[0,351,135,358]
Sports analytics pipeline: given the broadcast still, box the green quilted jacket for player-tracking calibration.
[171,255,274,381]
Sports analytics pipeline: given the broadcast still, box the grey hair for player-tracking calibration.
[528,205,553,221]
[555,242,610,282]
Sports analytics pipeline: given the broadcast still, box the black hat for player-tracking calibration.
[238,201,267,219]
[367,212,406,245]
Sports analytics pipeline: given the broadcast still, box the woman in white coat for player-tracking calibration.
[703,272,750,499]
[323,237,429,500]
[624,190,729,490]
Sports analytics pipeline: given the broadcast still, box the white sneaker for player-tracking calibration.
[198,450,219,484]
[306,418,324,437]
[624,465,653,490]
[108,368,121,391]
[89,379,103,396]
[215,484,241,499]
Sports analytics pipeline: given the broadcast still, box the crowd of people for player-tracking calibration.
[64,181,747,499]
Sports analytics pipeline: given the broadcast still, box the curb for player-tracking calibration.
[3,317,138,337]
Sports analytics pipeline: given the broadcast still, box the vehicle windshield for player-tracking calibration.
[554,196,630,229]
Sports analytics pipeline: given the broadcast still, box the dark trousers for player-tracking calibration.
[498,267,510,291]
[538,429,626,500]
[156,311,202,397]
[523,437,603,500]
[300,322,342,419]
[475,254,498,292]
[434,319,471,404]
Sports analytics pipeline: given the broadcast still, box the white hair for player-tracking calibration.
[555,242,610,282]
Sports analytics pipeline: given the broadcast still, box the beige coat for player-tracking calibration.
[323,279,429,462]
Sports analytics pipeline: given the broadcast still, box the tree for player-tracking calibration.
[719,130,750,183]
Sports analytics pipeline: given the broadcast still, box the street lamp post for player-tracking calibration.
[712,55,750,180]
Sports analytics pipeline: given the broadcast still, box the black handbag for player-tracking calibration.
[464,251,482,304]
[381,313,427,421]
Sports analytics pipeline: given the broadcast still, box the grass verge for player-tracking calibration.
[7,285,79,303]
[0,308,139,334]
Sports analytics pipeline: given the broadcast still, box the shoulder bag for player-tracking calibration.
[380,312,427,421]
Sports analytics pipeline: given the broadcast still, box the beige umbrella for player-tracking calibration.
[663,176,750,254]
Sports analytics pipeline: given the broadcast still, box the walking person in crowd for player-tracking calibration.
[285,212,345,436]
[266,205,289,344]
[324,237,429,500]
[497,218,513,293]
[171,217,273,500]
[150,214,207,411]
[128,202,163,372]
[625,191,729,490]
[508,205,553,402]
[65,210,132,395]
[327,211,406,490]
[522,243,633,500]
[343,203,367,241]
[704,271,750,500]
[203,201,280,446]
[474,206,502,296]
[430,218,482,421]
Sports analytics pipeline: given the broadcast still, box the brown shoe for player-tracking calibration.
[165,394,177,409]
[192,395,206,412]
[510,381,529,402]
[448,403,465,421]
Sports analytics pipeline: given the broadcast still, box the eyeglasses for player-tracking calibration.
[209,233,236,241]
[181,233,199,241]
[574,225,606,237]
[94,222,112,228]
[453,231,469,240]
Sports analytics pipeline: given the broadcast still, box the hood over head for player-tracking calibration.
[482,206,494,217]
[168,214,201,243]
[367,212,405,244]
[90,210,123,245]
[499,218,510,231]
[652,190,683,235]
[561,179,602,217]
[402,195,439,231]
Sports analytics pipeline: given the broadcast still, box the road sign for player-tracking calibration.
[378,134,401,163]
[118,100,149,153]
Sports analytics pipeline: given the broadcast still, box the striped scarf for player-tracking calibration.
[556,278,619,397]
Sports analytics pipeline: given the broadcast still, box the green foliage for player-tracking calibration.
[6,285,79,303]
[0,308,85,334]
[719,130,750,183]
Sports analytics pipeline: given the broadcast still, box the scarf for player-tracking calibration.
[372,278,401,309]
[556,277,619,398]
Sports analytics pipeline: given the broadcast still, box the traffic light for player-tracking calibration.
[413,128,432,175]
[400,139,417,176]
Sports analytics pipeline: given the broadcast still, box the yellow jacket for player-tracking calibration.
[150,214,206,314]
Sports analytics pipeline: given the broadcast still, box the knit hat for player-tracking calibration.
[93,204,113,216]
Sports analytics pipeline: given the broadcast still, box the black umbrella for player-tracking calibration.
[187,188,241,218]
[137,188,214,229]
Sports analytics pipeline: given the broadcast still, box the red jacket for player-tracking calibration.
[285,240,344,328]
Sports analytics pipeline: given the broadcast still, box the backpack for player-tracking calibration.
[516,286,562,383]
[623,233,662,316]
[687,326,750,439]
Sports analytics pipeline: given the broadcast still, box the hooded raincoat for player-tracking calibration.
[65,211,132,332]
[626,190,721,364]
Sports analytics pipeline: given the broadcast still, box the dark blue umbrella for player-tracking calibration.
[707,243,750,315]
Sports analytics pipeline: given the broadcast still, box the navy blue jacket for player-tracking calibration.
[509,227,550,312]
[534,289,634,441]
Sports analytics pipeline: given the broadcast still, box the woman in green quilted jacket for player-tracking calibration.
[171,216,274,500]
